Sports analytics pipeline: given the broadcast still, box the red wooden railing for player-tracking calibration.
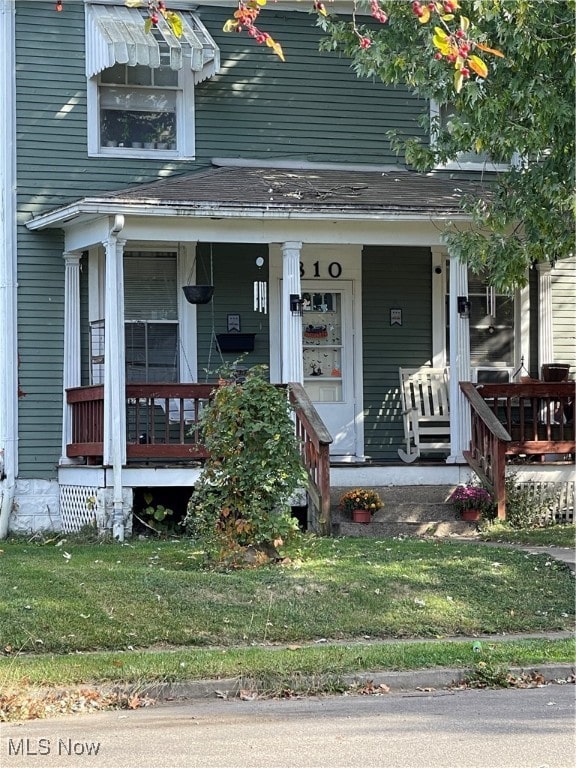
[461,381,575,519]
[66,382,333,533]
[67,385,104,461]
[289,383,333,535]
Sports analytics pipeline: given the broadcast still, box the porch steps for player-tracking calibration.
[329,485,479,539]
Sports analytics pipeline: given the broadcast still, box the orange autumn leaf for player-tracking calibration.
[475,42,505,58]
[468,54,488,78]
[418,7,431,23]
[265,34,285,61]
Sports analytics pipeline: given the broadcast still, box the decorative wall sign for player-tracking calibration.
[227,313,241,332]
[390,308,402,326]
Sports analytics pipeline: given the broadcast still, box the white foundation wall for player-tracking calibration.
[6,479,61,533]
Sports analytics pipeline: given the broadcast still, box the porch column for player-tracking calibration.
[447,254,471,464]
[281,241,303,383]
[431,247,447,368]
[537,262,554,376]
[60,251,82,464]
[103,217,127,540]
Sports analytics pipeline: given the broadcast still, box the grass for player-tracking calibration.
[0,638,573,689]
[0,535,574,707]
[480,522,576,548]
[1,535,573,651]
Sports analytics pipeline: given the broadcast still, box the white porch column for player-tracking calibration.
[537,262,554,376]
[431,247,447,368]
[447,253,471,464]
[103,217,127,540]
[281,241,303,383]
[61,251,82,464]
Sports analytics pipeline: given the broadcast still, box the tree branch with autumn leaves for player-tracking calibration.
[55,0,503,92]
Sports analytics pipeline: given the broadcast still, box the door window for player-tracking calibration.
[302,291,343,402]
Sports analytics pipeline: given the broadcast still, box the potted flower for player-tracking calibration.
[448,484,493,521]
[339,488,382,524]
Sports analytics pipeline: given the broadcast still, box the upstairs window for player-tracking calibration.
[85,3,219,159]
[99,62,181,153]
[430,101,509,172]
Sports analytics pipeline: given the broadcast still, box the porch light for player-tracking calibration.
[457,296,471,318]
[290,294,305,316]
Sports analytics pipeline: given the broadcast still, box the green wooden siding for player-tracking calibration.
[195,7,426,166]
[14,2,426,478]
[362,247,433,461]
[195,243,270,379]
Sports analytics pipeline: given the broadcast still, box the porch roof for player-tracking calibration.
[27,164,487,232]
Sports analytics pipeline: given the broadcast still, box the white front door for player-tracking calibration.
[301,281,356,456]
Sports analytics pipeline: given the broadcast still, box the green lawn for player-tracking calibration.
[1,536,573,653]
[0,535,574,704]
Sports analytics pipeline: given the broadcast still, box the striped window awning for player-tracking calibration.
[85,4,220,83]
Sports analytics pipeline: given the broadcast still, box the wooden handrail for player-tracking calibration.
[461,381,575,520]
[288,382,333,535]
[460,382,510,519]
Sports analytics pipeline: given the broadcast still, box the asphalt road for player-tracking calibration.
[2,685,575,768]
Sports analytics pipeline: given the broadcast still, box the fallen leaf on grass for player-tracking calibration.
[239,690,258,701]
[357,680,391,695]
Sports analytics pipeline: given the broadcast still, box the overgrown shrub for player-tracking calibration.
[503,472,560,529]
[184,366,307,563]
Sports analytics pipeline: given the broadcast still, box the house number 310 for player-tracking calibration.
[300,261,343,278]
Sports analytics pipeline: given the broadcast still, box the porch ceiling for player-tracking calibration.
[27,165,487,236]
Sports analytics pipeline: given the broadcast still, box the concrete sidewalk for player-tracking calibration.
[447,538,575,570]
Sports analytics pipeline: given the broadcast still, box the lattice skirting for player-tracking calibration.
[517,480,575,524]
[60,485,99,532]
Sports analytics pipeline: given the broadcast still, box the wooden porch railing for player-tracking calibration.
[288,383,333,535]
[460,381,575,519]
[67,385,104,459]
[66,382,333,534]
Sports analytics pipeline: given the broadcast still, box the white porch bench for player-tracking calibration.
[398,367,451,463]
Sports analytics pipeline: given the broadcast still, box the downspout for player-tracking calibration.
[104,215,126,541]
[0,0,18,538]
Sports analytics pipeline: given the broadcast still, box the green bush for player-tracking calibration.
[184,366,307,563]
[503,472,560,529]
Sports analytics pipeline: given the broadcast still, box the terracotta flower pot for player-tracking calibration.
[461,508,482,522]
[352,509,372,524]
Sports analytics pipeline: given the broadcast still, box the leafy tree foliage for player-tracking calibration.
[317,0,575,290]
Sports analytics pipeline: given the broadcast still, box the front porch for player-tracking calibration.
[61,379,574,534]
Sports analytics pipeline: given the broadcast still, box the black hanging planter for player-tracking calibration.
[182,285,215,304]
